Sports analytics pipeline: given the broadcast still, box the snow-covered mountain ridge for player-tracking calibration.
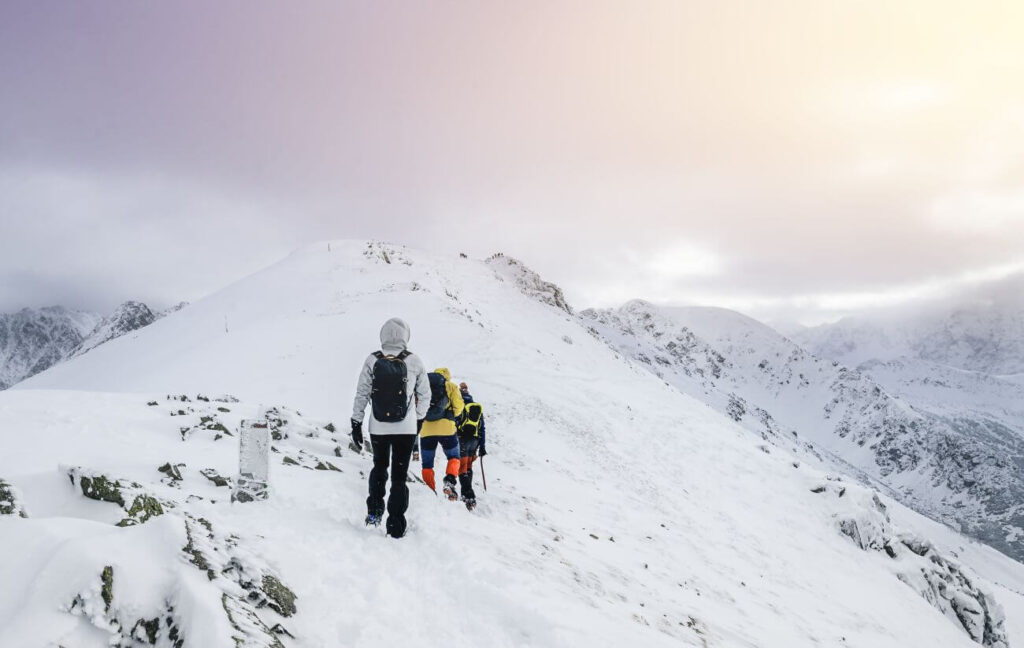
[581,301,1024,564]
[4,241,1024,647]
[0,301,185,390]
[72,301,160,357]
[0,306,100,389]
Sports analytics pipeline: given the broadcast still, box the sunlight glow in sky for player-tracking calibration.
[1,1,1022,323]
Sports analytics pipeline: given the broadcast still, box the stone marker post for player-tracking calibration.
[233,415,270,502]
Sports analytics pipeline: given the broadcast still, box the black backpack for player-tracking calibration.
[461,402,483,436]
[425,372,450,422]
[370,350,411,422]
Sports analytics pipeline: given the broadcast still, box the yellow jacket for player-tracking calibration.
[419,368,465,437]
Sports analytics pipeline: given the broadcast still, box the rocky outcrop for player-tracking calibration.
[73,300,159,357]
[0,478,28,517]
[66,466,168,527]
[66,514,296,648]
[815,483,1009,647]
[486,253,573,314]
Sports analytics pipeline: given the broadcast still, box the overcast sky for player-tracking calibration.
[2,1,1023,324]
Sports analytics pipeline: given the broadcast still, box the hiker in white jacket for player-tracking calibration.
[351,317,430,538]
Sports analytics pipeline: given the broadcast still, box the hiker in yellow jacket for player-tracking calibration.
[419,367,465,500]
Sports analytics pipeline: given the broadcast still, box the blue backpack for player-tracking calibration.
[425,372,450,421]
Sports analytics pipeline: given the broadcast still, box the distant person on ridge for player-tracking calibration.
[457,382,487,510]
[351,317,430,538]
[418,368,465,501]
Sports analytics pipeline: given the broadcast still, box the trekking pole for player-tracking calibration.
[480,456,487,492]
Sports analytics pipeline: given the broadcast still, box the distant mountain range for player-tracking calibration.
[583,297,1024,563]
[795,275,1024,376]
[0,301,186,389]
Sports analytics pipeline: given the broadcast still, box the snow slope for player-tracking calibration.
[3,241,1020,647]
[581,301,1024,563]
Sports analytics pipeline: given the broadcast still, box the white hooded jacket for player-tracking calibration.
[351,318,430,435]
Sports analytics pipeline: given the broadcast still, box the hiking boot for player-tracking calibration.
[462,495,477,511]
[442,475,458,501]
[459,471,476,501]
[365,513,382,527]
[386,515,407,538]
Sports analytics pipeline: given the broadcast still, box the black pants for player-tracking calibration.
[367,433,417,537]
[458,435,480,500]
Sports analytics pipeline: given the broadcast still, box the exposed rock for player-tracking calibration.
[828,486,1008,647]
[200,468,230,487]
[77,473,126,507]
[66,466,168,526]
[100,566,114,613]
[0,478,28,517]
[486,253,573,314]
[182,514,296,645]
[117,494,165,527]
[261,574,297,617]
[158,462,184,481]
[68,568,186,648]
[72,300,158,357]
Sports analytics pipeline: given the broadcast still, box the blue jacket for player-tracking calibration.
[459,391,486,449]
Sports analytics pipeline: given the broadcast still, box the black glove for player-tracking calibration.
[350,419,363,447]
[417,418,424,433]
[478,445,487,457]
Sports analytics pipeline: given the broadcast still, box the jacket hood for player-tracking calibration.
[379,318,410,354]
[433,367,451,380]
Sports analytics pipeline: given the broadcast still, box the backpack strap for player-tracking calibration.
[373,350,410,360]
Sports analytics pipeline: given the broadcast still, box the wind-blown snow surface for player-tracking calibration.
[4,241,1022,647]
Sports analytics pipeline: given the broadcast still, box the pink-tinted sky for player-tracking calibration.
[1,1,1023,322]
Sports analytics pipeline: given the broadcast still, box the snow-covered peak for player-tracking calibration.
[485,252,573,314]
[0,306,102,389]
[73,301,159,357]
